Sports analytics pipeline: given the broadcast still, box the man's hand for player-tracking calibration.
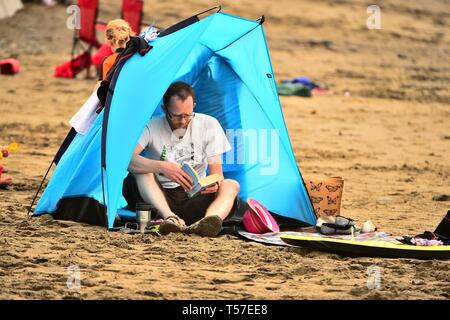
[200,182,219,195]
[159,161,193,190]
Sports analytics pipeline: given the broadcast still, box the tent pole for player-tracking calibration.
[195,5,221,17]
[27,161,54,216]
[27,128,77,216]
[101,167,108,229]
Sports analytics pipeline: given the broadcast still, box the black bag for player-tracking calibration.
[435,210,450,239]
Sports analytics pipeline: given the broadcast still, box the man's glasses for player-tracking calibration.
[167,110,195,121]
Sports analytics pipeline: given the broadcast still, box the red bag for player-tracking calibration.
[0,58,20,75]
[54,51,91,78]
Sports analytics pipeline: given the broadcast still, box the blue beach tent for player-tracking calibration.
[33,9,316,229]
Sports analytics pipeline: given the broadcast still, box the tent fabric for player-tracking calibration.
[34,12,316,229]
[0,0,22,20]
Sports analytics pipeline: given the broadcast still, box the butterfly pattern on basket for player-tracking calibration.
[323,209,338,216]
[311,196,324,204]
[310,182,323,192]
[303,176,344,219]
[326,185,341,192]
[327,196,338,205]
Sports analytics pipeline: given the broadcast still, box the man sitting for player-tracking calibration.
[124,81,240,236]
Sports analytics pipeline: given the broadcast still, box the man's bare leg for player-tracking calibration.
[133,172,177,221]
[205,179,240,220]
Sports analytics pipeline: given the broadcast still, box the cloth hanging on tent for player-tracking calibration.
[69,89,101,135]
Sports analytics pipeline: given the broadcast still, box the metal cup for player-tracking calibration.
[136,203,154,234]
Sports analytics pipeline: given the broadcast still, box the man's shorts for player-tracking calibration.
[122,173,247,226]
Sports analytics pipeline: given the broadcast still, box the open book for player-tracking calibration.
[181,163,223,198]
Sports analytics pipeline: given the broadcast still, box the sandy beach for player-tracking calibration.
[0,0,449,299]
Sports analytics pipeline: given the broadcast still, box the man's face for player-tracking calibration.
[164,95,195,130]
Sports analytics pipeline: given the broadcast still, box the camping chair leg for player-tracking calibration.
[85,64,91,79]
[70,29,79,74]
[27,161,54,217]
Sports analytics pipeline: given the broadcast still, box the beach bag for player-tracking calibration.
[243,198,280,234]
[435,210,450,239]
[303,175,344,220]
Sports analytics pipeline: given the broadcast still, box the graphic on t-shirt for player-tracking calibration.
[166,142,197,167]
[138,114,231,189]
[160,145,168,161]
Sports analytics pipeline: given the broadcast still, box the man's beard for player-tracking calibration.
[166,114,188,130]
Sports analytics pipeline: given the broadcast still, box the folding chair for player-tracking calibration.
[70,0,105,78]
[91,1,145,78]
[122,0,144,34]
[67,0,148,79]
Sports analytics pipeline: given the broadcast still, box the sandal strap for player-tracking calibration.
[165,215,184,225]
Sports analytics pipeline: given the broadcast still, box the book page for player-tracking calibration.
[199,174,223,188]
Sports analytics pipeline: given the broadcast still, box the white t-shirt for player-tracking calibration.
[138,113,231,189]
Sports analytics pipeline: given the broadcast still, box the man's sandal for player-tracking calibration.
[159,215,186,235]
[185,215,223,237]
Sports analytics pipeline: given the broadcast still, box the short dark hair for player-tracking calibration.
[162,81,195,107]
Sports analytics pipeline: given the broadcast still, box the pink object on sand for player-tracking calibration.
[0,58,20,75]
[311,87,332,96]
[243,198,280,234]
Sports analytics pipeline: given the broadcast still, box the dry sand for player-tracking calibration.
[0,0,449,300]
